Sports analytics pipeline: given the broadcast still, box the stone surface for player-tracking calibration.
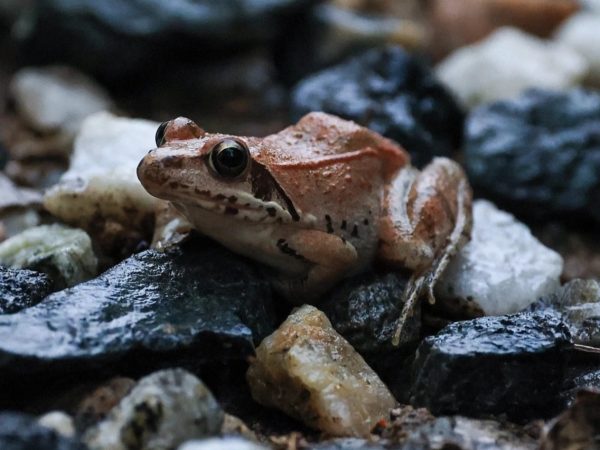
[43,112,161,254]
[555,12,600,86]
[247,305,396,437]
[436,200,563,316]
[17,0,319,83]
[38,412,76,438]
[0,412,86,450]
[465,88,600,222]
[0,172,41,211]
[0,266,54,314]
[178,437,268,450]
[436,27,588,108]
[85,369,223,450]
[0,224,98,288]
[291,46,464,167]
[0,239,275,388]
[9,66,113,136]
[409,310,571,421]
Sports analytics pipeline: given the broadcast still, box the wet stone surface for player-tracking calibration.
[465,88,600,223]
[0,238,275,400]
[0,411,86,450]
[0,265,54,314]
[291,46,465,167]
[409,310,571,421]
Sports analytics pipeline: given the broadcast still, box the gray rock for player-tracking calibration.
[0,224,98,288]
[307,439,386,450]
[38,412,76,439]
[85,369,223,450]
[0,239,275,402]
[0,266,54,314]
[0,412,86,450]
[465,88,600,223]
[409,310,571,421]
[291,46,465,167]
[178,437,268,450]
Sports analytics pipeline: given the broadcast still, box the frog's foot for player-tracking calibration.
[271,229,358,303]
[377,157,473,346]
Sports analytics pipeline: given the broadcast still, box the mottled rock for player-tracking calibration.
[178,437,268,450]
[38,412,76,438]
[17,0,319,83]
[0,266,54,314]
[0,239,275,390]
[436,201,563,316]
[465,89,600,222]
[9,66,113,137]
[542,390,600,450]
[555,12,600,86]
[0,412,86,450]
[43,112,161,254]
[291,46,464,167]
[247,305,396,437]
[437,27,588,108]
[85,369,223,450]
[410,310,571,421]
[428,0,579,60]
[0,224,98,288]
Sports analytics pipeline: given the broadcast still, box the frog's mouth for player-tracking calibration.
[173,189,295,223]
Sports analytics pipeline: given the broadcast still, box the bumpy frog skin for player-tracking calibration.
[138,113,472,342]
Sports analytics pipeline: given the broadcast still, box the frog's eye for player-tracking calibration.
[155,122,168,147]
[209,139,250,178]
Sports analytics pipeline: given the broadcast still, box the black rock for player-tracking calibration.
[465,89,600,223]
[0,266,55,314]
[16,0,319,83]
[291,46,465,167]
[409,310,571,421]
[0,239,275,404]
[0,412,86,450]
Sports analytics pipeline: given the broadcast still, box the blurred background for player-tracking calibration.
[0,0,599,277]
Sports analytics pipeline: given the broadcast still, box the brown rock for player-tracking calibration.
[247,305,397,438]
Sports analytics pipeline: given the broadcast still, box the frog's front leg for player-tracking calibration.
[378,157,473,345]
[271,230,358,303]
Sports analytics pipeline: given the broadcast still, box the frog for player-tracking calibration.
[137,112,472,344]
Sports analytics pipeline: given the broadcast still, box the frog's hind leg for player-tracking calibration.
[378,157,473,346]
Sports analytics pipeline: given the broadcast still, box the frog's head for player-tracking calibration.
[137,117,300,223]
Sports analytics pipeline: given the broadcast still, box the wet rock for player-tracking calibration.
[247,305,396,437]
[16,0,319,83]
[0,266,54,314]
[428,0,579,60]
[291,46,465,167]
[0,411,86,450]
[43,112,161,255]
[38,412,76,438]
[9,66,113,138]
[555,12,600,86]
[436,201,563,316]
[401,416,538,450]
[0,224,98,288]
[465,89,600,222]
[75,377,136,432]
[437,27,588,108]
[85,369,223,450]
[178,437,268,450]
[541,390,600,450]
[0,239,275,390]
[409,310,571,421]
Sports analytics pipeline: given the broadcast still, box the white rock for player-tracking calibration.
[9,66,113,135]
[85,369,223,450]
[0,224,98,287]
[436,27,588,108]
[38,411,76,438]
[555,13,600,86]
[247,305,397,438]
[178,437,268,450]
[436,200,563,316]
[44,112,161,231]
